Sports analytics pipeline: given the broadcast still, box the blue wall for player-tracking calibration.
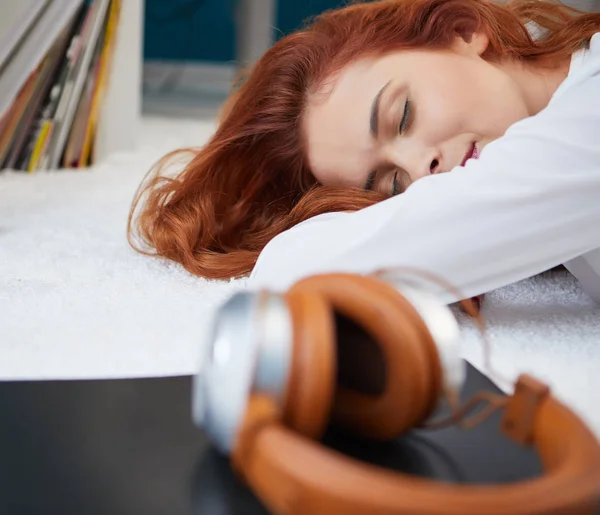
[275,0,348,38]
[143,0,347,62]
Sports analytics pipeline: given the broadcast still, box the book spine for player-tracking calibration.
[44,0,111,170]
[79,0,121,167]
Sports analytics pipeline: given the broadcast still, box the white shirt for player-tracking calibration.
[248,33,600,304]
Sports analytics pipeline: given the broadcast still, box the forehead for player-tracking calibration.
[304,51,419,186]
[304,57,385,186]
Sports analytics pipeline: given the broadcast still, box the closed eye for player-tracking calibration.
[392,172,400,196]
[399,99,411,134]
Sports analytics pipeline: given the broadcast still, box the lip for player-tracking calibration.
[461,142,479,166]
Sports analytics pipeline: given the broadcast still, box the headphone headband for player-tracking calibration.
[231,382,600,515]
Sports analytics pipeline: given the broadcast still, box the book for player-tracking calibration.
[2,19,77,170]
[42,0,111,170]
[0,0,84,120]
[69,0,121,168]
[0,0,121,172]
[24,3,93,172]
[0,0,51,73]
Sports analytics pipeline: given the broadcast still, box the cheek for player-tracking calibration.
[416,76,524,143]
[456,66,528,136]
[414,84,470,143]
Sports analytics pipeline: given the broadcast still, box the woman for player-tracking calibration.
[129,0,600,304]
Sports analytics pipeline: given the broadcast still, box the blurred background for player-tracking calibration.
[1,0,598,170]
[142,0,600,121]
[142,0,349,119]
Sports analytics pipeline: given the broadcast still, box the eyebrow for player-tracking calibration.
[369,81,391,139]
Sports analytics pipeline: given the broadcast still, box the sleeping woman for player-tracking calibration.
[128,0,600,304]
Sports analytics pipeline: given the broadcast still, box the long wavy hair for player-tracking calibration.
[128,0,600,280]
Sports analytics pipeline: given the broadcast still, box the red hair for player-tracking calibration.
[128,0,600,280]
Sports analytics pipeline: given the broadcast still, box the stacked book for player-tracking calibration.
[0,0,120,172]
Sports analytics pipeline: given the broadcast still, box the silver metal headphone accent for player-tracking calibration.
[192,290,293,454]
[392,284,465,405]
[254,292,294,404]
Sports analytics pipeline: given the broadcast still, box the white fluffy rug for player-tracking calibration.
[0,117,248,379]
[458,270,600,436]
[1,116,599,437]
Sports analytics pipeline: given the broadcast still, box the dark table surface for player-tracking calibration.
[0,362,543,515]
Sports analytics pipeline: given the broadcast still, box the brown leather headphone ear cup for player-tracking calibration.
[282,289,336,440]
[290,274,443,440]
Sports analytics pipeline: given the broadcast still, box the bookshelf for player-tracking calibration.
[0,0,142,171]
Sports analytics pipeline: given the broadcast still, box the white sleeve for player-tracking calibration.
[248,70,600,301]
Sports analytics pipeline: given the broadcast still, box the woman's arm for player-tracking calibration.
[248,72,600,302]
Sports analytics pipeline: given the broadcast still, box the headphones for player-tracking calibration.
[192,272,600,515]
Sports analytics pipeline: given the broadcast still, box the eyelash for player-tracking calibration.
[399,99,411,134]
[392,171,399,196]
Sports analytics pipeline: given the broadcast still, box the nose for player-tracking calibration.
[383,138,441,182]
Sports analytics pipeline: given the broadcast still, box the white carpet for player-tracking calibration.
[458,270,600,437]
[0,117,248,380]
[1,116,599,437]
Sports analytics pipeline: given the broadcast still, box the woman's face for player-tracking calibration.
[303,33,531,196]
